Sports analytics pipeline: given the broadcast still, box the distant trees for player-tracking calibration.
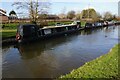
[67,10,75,19]
[12,0,51,23]
[96,12,102,19]
[89,9,98,21]
[9,10,16,16]
[9,10,18,22]
[112,15,117,20]
[81,8,99,21]
[103,12,113,21]
[12,1,116,23]
[81,9,88,19]
[75,12,81,20]
[58,7,67,19]
[9,10,17,18]
[57,8,104,21]
[58,13,66,19]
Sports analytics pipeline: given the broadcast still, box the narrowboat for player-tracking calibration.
[94,22,103,27]
[85,21,109,29]
[115,21,120,25]
[84,22,94,29]
[16,21,81,43]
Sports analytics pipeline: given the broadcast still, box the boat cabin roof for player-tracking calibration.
[42,24,76,29]
[18,20,81,30]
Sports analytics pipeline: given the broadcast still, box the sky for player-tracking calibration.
[0,0,119,18]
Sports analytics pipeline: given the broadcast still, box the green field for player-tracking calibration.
[1,30,17,39]
[59,44,119,79]
[2,32,16,39]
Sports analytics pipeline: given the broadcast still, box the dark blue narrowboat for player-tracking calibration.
[16,21,81,43]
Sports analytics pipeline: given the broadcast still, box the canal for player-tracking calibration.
[2,26,119,78]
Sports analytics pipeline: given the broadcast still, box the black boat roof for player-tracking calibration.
[42,24,76,29]
[18,20,81,29]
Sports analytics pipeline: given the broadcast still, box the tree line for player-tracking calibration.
[12,0,117,24]
[58,8,117,22]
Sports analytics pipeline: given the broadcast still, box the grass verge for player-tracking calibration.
[59,44,119,79]
[1,30,17,39]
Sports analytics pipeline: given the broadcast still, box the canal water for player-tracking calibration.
[2,26,119,78]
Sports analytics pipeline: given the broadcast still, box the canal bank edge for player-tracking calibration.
[59,44,119,79]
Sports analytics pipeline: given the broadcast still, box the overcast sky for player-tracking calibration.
[0,0,119,18]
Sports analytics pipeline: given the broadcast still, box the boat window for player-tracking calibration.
[85,23,92,27]
[55,27,66,32]
[67,26,72,30]
[51,28,57,33]
[67,25,77,30]
[66,27,68,30]
[44,29,51,34]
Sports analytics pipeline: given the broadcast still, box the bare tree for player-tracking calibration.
[58,7,67,19]
[9,10,17,23]
[12,0,51,23]
[67,10,75,19]
[58,13,66,19]
[75,11,81,20]
[103,12,113,21]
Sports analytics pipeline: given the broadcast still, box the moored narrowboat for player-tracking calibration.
[84,22,94,29]
[16,21,81,43]
[84,21,113,29]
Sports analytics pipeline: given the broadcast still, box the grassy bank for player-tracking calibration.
[1,30,17,39]
[59,44,119,79]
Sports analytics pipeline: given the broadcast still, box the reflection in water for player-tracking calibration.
[18,44,43,59]
[17,35,71,60]
[2,26,119,78]
[80,27,104,35]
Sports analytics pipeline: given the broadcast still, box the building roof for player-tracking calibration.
[0,9,7,17]
[0,9,6,14]
[0,12,7,16]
